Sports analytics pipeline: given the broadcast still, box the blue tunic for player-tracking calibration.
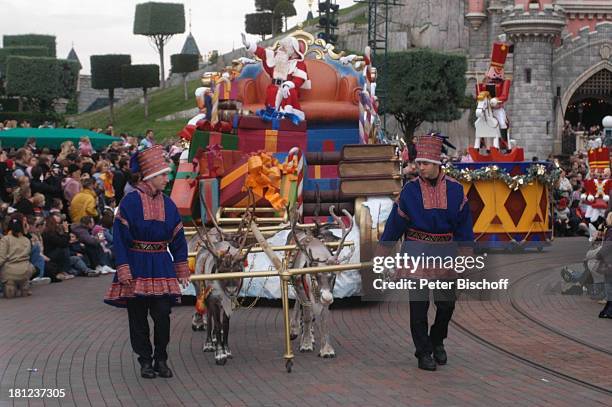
[104,182,189,308]
[380,173,474,278]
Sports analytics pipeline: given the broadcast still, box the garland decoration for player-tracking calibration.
[444,163,561,191]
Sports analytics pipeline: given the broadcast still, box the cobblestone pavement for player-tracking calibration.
[1,238,611,406]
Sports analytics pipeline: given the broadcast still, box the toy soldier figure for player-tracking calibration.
[476,40,512,145]
[104,145,190,379]
[379,133,474,371]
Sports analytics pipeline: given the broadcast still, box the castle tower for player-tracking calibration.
[501,1,565,159]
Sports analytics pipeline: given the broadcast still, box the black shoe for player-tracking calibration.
[599,301,612,319]
[433,345,447,365]
[417,354,436,371]
[140,362,156,379]
[153,360,173,378]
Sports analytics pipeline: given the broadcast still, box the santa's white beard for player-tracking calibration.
[273,50,290,80]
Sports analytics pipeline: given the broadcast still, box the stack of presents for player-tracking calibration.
[170,39,400,230]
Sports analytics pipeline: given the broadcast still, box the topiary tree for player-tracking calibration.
[254,0,287,36]
[3,34,56,57]
[274,0,296,32]
[121,64,160,118]
[171,53,199,101]
[379,49,467,143]
[133,2,185,89]
[245,12,281,40]
[90,54,131,124]
[0,46,50,78]
[5,56,62,112]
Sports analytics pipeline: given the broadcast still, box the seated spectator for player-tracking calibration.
[0,213,36,298]
[49,198,63,216]
[93,160,115,206]
[78,136,95,157]
[13,186,34,216]
[27,216,51,285]
[62,164,82,204]
[71,215,115,274]
[31,193,46,217]
[70,178,98,224]
[42,214,74,281]
[67,232,99,277]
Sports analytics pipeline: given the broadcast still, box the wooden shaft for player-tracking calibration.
[187,241,355,257]
[189,262,372,281]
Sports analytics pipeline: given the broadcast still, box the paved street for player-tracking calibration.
[1,238,611,406]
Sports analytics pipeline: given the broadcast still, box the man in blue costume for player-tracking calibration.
[379,133,474,371]
[104,145,190,379]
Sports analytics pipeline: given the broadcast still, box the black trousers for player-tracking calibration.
[127,296,172,365]
[408,282,456,357]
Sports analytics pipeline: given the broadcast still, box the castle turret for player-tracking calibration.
[501,1,565,159]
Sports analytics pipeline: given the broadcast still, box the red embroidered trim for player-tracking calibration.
[117,264,132,283]
[446,175,469,212]
[174,261,190,279]
[419,174,447,210]
[116,211,129,228]
[172,222,184,240]
[138,189,165,221]
[104,277,182,301]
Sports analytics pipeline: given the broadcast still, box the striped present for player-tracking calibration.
[307,164,338,179]
[199,178,219,224]
[188,130,239,161]
[304,178,339,192]
[170,161,199,223]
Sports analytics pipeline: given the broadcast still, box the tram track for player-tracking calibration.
[451,249,612,396]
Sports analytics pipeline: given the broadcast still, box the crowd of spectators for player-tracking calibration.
[0,123,185,299]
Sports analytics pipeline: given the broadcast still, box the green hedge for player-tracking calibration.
[90,54,131,90]
[170,53,198,74]
[133,2,185,35]
[121,64,160,89]
[0,46,50,75]
[3,34,56,57]
[0,111,60,126]
[5,56,61,100]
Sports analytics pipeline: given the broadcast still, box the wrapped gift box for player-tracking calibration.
[307,165,338,179]
[188,130,239,161]
[237,128,307,154]
[199,178,219,224]
[170,161,199,223]
[238,114,307,132]
[304,178,339,192]
[197,149,244,178]
[220,152,304,209]
[307,127,361,152]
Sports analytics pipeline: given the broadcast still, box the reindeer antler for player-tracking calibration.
[288,203,316,264]
[327,205,353,265]
[199,184,227,239]
[195,222,221,260]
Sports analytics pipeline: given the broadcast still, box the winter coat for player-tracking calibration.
[70,189,98,223]
[0,234,35,283]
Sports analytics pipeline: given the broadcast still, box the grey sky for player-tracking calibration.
[0,0,355,75]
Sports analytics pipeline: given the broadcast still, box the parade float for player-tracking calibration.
[171,30,397,300]
[448,38,560,249]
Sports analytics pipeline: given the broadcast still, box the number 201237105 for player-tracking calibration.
[9,388,66,398]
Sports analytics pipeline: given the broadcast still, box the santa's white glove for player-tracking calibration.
[281,81,295,99]
[236,57,256,65]
[241,33,255,53]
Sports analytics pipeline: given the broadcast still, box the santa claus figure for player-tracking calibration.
[476,39,512,146]
[177,86,213,141]
[241,33,310,121]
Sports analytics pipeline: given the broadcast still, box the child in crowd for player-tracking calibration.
[68,232,99,277]
[78,137,95,157]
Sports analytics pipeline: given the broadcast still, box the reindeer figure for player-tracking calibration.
[193,213,252,365]
[286,206,353,358]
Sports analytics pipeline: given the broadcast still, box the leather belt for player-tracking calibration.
[272,78,283,85]
[131,240,168,252]
[404,229,452,242]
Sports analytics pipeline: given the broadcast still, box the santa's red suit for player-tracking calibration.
[244,35,310,120]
